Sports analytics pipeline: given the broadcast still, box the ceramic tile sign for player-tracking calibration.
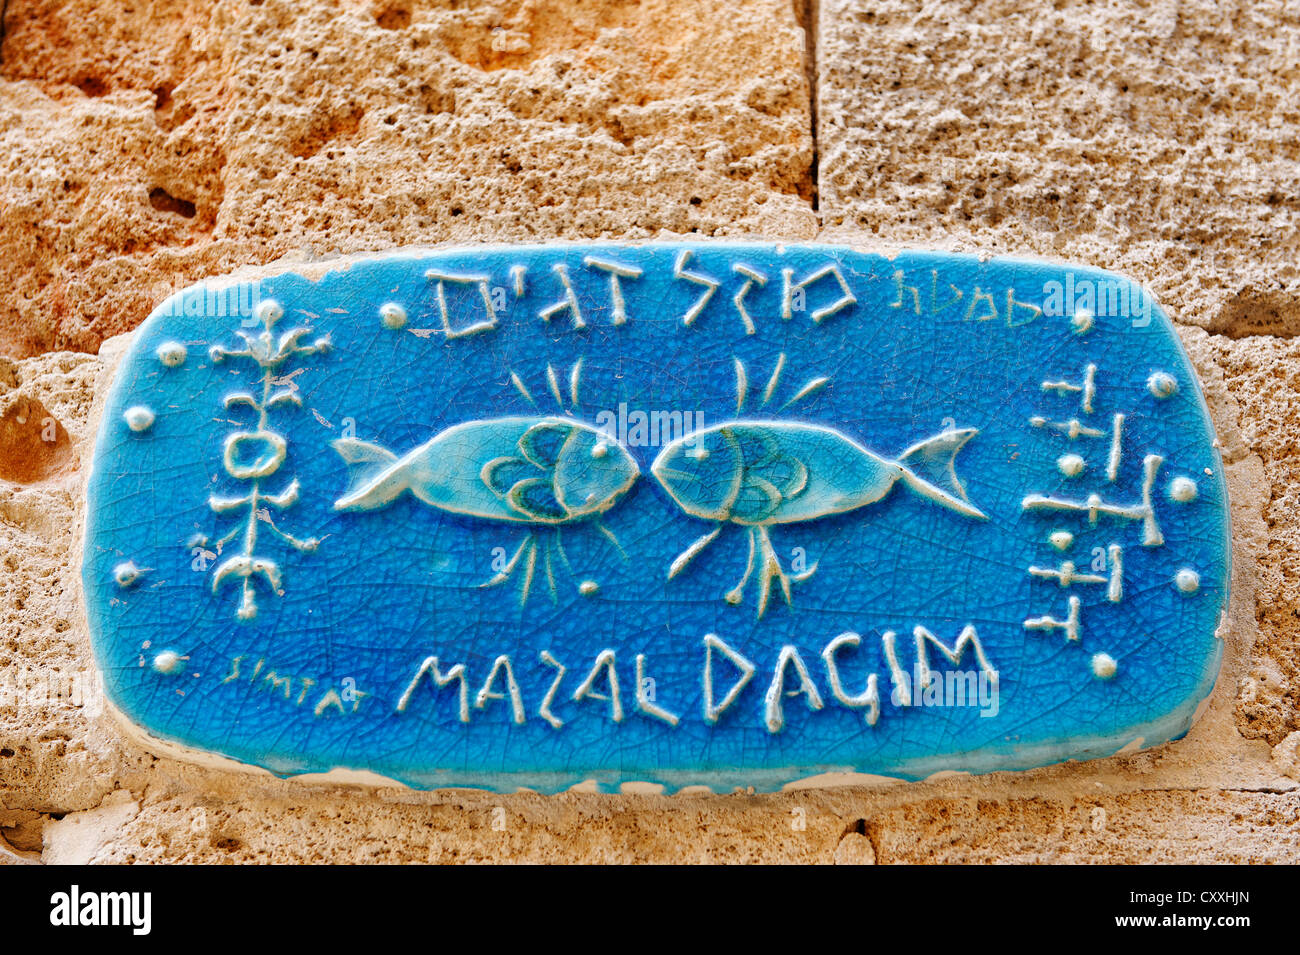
[83,244,1230,792]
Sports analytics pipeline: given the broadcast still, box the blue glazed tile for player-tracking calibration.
[83,244,1230,792]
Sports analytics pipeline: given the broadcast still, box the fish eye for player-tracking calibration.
[591,442,608,459]
[686,446,710,461]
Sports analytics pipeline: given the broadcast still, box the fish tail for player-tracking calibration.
[331,438,407,511]
[897,428,987,520]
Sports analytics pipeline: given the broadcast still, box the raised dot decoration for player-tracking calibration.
[156,341,187,368]
[1169,477,1198,503]
[1175,569,1201,594]
[1049,530,1074,551]
[114,561,143,588]
[1070,308,1094,335]
[1057,453,1085,477]
[124,406,155,433]
[380,302,408,330]
[1147,371,1178,399]
[152,651,186,675]
[1091,653,1118,681]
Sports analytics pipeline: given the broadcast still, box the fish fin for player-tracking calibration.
[482,456,539,497]
[897,428,987,519]
[331,437,398,467]
[731,475,782,523]
[331,438,408,511]
[519,421,570,470]
[506,477,568,523]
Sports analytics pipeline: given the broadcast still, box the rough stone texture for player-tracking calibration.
[0,0,815,357]
[816,0,1300,338]
[1199,333,1300,747]
[3,0,1300,863]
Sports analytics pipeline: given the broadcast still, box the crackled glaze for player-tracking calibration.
[82,244,1230,792]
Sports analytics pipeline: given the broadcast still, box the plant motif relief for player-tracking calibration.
[207,300,329,620]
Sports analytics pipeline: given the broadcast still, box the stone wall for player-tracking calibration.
[0,0,1296,863]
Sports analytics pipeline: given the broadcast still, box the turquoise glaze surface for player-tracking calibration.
[82,244,1230,791]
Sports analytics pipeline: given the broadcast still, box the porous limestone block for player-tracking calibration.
[815,0,1300,337]
[0,0,815,357]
